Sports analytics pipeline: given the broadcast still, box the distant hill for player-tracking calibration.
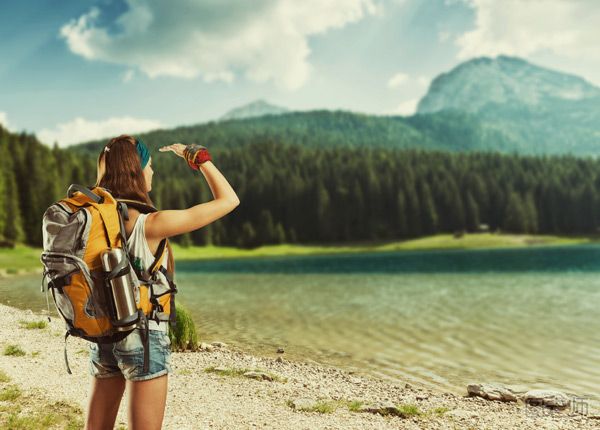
[69,56,600,158]
[418,55,600,113]
[219,99,289,121]
[71,109,515,162]
[417,55,600,155]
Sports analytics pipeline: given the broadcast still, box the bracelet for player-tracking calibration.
[183,144,212,170]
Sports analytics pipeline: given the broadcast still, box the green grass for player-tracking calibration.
[18,320,47,330]
[0,244,44,272]
[205,366,248,377]
[286,399,339,414]
[169,232,592,261]
[300,400,337,414]
[0,397,83,430]
[30,351,41,358]
[1,233,595,273]
[3,344,26,357]
[0,373,83,429]
[342,399,429,418]
[169,303,199,351]
[4,412,59,429]
[430,406,449,416]
[384,232,586,251]
[0,385,22,401]
[345,400,364,412]
[395,403,423,418]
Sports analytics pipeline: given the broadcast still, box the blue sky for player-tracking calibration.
[1,0,598,146]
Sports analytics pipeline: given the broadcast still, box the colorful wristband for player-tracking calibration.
[183,144,212,170]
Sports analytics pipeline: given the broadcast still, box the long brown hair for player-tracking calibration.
[95,134,175,275]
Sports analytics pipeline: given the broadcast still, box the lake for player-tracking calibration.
[2,244,599,406]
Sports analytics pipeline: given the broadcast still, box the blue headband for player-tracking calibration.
[136,137,150,169]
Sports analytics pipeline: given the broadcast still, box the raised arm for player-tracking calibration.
[145,144,240,241]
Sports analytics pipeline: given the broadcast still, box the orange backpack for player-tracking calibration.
[40,184,177,374]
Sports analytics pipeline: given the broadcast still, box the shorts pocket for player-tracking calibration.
[114,330,144,355]
[156,331,171,350]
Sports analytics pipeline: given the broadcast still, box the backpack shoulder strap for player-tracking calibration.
[67,184,102,203]
[116,198,167,275]
[148,238,168,274]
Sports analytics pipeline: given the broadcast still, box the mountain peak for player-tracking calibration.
[220,99,289,121]
[417,55,600,114]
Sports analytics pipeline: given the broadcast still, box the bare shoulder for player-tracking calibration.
[124,207,162,255]
[124,207,141,237]
[144,211,163,241]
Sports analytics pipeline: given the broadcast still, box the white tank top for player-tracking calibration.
[126,212,169,332]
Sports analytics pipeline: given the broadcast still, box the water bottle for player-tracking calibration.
[101,248,139,331]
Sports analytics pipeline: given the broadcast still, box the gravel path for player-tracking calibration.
[1,303,598,429]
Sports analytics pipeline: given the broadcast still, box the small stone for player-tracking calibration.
[467,383,518,402]
[199,342,214,351]
[522,390,570,409]
[275,356,284,363]
[211,341,228,348]
[277,347,285,353]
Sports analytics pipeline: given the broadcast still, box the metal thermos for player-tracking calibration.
[101,248,139,331]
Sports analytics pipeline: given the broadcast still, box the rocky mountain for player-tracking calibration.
[219,99,289,121]
[417,55,600,155]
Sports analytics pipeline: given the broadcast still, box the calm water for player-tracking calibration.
[3,244,600,405]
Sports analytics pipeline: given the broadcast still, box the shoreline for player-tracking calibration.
[1,233,598,276]
[1,303,598,429]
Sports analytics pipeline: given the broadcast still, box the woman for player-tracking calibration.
[85,134,240,430]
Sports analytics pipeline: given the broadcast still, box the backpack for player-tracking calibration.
[40,184,178,374]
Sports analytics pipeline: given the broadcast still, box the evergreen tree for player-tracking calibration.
[0,141,7,238]
[395,190,408,237]
[503,192,527,233]
[258,209,276,243]
[523,192,539,233]
[464,191,480,232]
[419,182,438,234]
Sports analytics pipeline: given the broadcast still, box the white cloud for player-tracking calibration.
[386,73,429,116]
[388,73,429,89]
[387,72,409,88]
[454,0,600,82]
[60,0,379,91]
[37,116,164,147]
[381,98,419,116]
[416,75,429,87]
[0,111,12,130]
[393,98,419,115]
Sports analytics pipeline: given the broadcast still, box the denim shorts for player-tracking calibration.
[89,328,172,381]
